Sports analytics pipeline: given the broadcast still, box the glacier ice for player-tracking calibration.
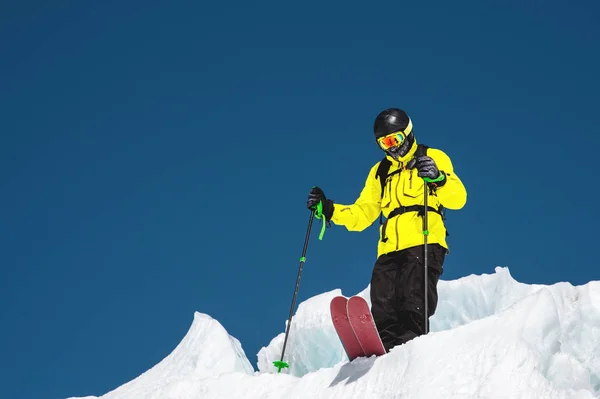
[68,267,600,399]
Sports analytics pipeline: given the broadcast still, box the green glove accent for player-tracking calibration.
[424,172,445,184]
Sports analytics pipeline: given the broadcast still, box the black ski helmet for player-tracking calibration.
[373,108,411,138]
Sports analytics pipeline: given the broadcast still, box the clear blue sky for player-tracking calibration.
[1,1,598,398]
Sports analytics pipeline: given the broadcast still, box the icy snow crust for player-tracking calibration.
[69,267,600,399]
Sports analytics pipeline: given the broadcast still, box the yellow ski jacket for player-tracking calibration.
[331,141,467,257]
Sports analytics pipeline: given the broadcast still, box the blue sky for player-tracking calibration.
[1,1,599,398]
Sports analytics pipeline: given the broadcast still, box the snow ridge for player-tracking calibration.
[67,313,253,399]
[68,267,600,399]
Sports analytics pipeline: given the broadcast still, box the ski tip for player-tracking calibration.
[273,360,289,373]
[331,295,348,302]
[348,295,367,304]
[330,296,348,312]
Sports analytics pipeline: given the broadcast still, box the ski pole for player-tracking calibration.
[422,182,429,334]
[273,210,315,373]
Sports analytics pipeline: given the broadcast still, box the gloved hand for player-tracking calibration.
[306,186,334,221]
[408,156,447,186]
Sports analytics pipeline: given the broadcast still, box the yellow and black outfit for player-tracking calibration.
[331,141,466,256]
[330,139,467,351]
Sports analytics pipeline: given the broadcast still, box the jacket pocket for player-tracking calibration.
[402,169,425,198]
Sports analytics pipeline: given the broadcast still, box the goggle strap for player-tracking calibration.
[404,118,413,135]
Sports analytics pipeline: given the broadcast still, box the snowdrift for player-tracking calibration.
[68,267,600,399]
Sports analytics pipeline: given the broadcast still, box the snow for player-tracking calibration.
[67,267,600,399]
[68,313,254,399]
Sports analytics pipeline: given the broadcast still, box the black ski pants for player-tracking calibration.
[370,243,446,352]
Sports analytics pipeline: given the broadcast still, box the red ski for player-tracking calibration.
[347,296,386,357]
[330,296,365,361]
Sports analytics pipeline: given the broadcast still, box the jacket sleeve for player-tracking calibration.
[429,148,467,210]
[330,163,382,232]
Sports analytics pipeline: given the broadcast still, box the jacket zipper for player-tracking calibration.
[387,176,393,206]
[395,216,400,251]
[395,169,401,207]
[394,168,403,250]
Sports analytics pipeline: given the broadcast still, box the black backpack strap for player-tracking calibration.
[415,143,429,158]
[375,157,391,197]
[375,157,391,227]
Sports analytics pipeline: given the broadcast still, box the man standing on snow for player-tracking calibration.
[306,108,467,352]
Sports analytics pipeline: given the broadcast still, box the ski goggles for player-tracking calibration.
[377,131,407,150]
[376,119,413,151]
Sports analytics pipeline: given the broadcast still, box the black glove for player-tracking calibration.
[408,156,447,187]
[306,186,334,221]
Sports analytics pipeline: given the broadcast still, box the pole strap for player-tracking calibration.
[313,201,327,240]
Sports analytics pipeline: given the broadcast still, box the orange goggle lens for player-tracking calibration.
[377,132,406,150]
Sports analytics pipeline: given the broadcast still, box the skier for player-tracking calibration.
[306,108,467,352]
